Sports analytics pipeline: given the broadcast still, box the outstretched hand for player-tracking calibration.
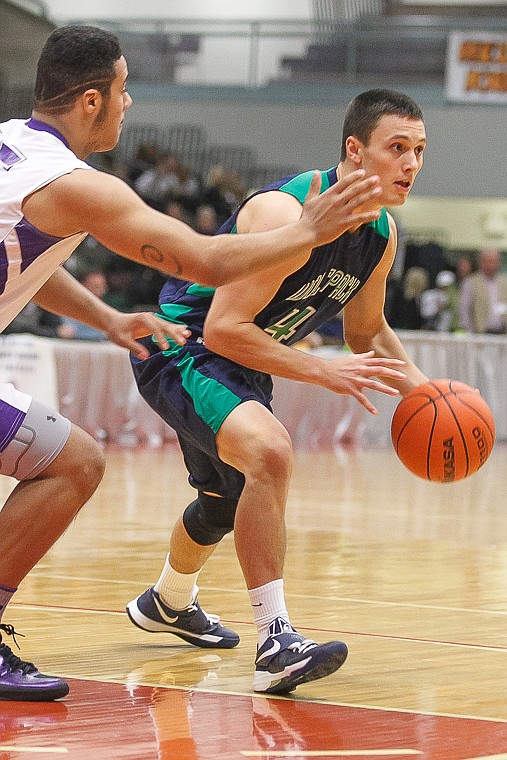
[302,170,382,248]
[324,350,406,415]
[105,311,191,359]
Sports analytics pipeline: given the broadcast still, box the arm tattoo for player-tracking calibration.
[140,244,183,276]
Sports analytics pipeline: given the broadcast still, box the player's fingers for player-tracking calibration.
[341,210,381,228]
[335,168,366,188]
[362,379,401,396]
[152,322,190,348]
[368,367,406,380]
[367,357,406,367]
[352,389,379,415]
[120,336,150,360]
[337,174,380,205]
[306,171,322,201]
[342,177,382,208]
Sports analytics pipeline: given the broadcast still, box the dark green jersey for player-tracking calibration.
[158,167,390,345]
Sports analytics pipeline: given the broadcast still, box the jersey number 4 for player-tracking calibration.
[264,306,316,342]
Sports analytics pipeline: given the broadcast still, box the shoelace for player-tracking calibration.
[0,623,25,649]
[186,601,220,625]
[0,625,35,675]
[287,637,318,655]
[0,643,37,674]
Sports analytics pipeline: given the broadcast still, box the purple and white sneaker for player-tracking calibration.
[0,625,69,701]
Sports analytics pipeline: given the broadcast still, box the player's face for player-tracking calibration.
[93,56,132,152]
[356,114,426,207]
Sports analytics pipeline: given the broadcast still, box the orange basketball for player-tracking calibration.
[391,379,495,482]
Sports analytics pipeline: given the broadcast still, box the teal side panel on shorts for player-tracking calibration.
[159,302,194,324]
[278,169,331,204]
[368,207,390,239]
[187,284,216,297]
[176,351,242,433]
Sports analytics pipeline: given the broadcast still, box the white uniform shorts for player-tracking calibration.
[0,383,71,480]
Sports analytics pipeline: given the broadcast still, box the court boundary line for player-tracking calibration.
[25,573,507,617]
[44,673,507,724]
[11,602,507,652]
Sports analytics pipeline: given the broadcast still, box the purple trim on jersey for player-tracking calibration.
[0,241,7,294]
[0,142,23,169]
[26,118,70,149]
[0,399,26,453]
[16,217,63,273]
[0,218,63,296]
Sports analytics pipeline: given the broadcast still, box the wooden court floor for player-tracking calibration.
[1,441,506,759]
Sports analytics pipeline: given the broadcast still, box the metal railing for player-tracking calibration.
[66,15,507,87]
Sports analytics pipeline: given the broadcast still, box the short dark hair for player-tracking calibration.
[34,25,122,114]
[340,89,424,161]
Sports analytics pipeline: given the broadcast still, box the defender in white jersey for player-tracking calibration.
[0,25,396,701]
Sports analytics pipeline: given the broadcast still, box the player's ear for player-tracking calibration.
[345,136,363,168]
[82,88,101,114]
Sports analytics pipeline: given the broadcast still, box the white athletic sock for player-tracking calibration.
[154,555,200,611]
[248,579,290,647]
[0,584,17,626]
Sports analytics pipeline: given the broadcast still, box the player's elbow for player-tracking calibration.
[192,262,230,288]
[343,330,373,354]
[202,320,228,353]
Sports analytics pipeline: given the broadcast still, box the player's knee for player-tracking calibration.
[246,430,293,482]
[183,493,238,546]
[58,427,105,498]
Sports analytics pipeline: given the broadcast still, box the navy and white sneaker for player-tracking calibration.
[253,617,348,694]
[0,625,69,702]
[126,587,240,649]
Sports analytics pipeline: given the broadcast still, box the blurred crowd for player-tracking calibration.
[3,143,506,344]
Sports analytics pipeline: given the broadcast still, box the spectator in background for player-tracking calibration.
[387,266,428,330]
[164,199,194,227]
[2,302,66,339]
[173,162,201,215]
[134,151,181,210]
[403,240,449,288]
[459,248,507,334]
[199,165,237,225]
[420,269,458,332]
[59,270,109,340]
[455,254,474,285]
[194,204,219,236]
[127,142,160,185]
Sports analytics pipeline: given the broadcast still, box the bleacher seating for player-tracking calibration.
[114,123,299,191]
[246,165,302,191]
[187,144,258,181]
[280,18,449,83]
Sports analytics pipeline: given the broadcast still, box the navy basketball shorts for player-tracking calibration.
[132,338,274,500]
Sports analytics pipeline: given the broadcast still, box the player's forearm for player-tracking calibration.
[349,323,427,395]
[93,209,316,289]
[197,222,316,287]
[33,268,117,331]
[204,324,327,385]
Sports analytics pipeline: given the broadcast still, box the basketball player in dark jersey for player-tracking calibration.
[0,26,388,702]
[126,89,430,695]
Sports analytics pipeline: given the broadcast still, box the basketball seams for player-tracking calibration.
[393,398,435,451]
[428,380,449,397]
[426,408,438,480]
[450,395,496,442]
[439,394,470,478]
[391,378,495,483]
